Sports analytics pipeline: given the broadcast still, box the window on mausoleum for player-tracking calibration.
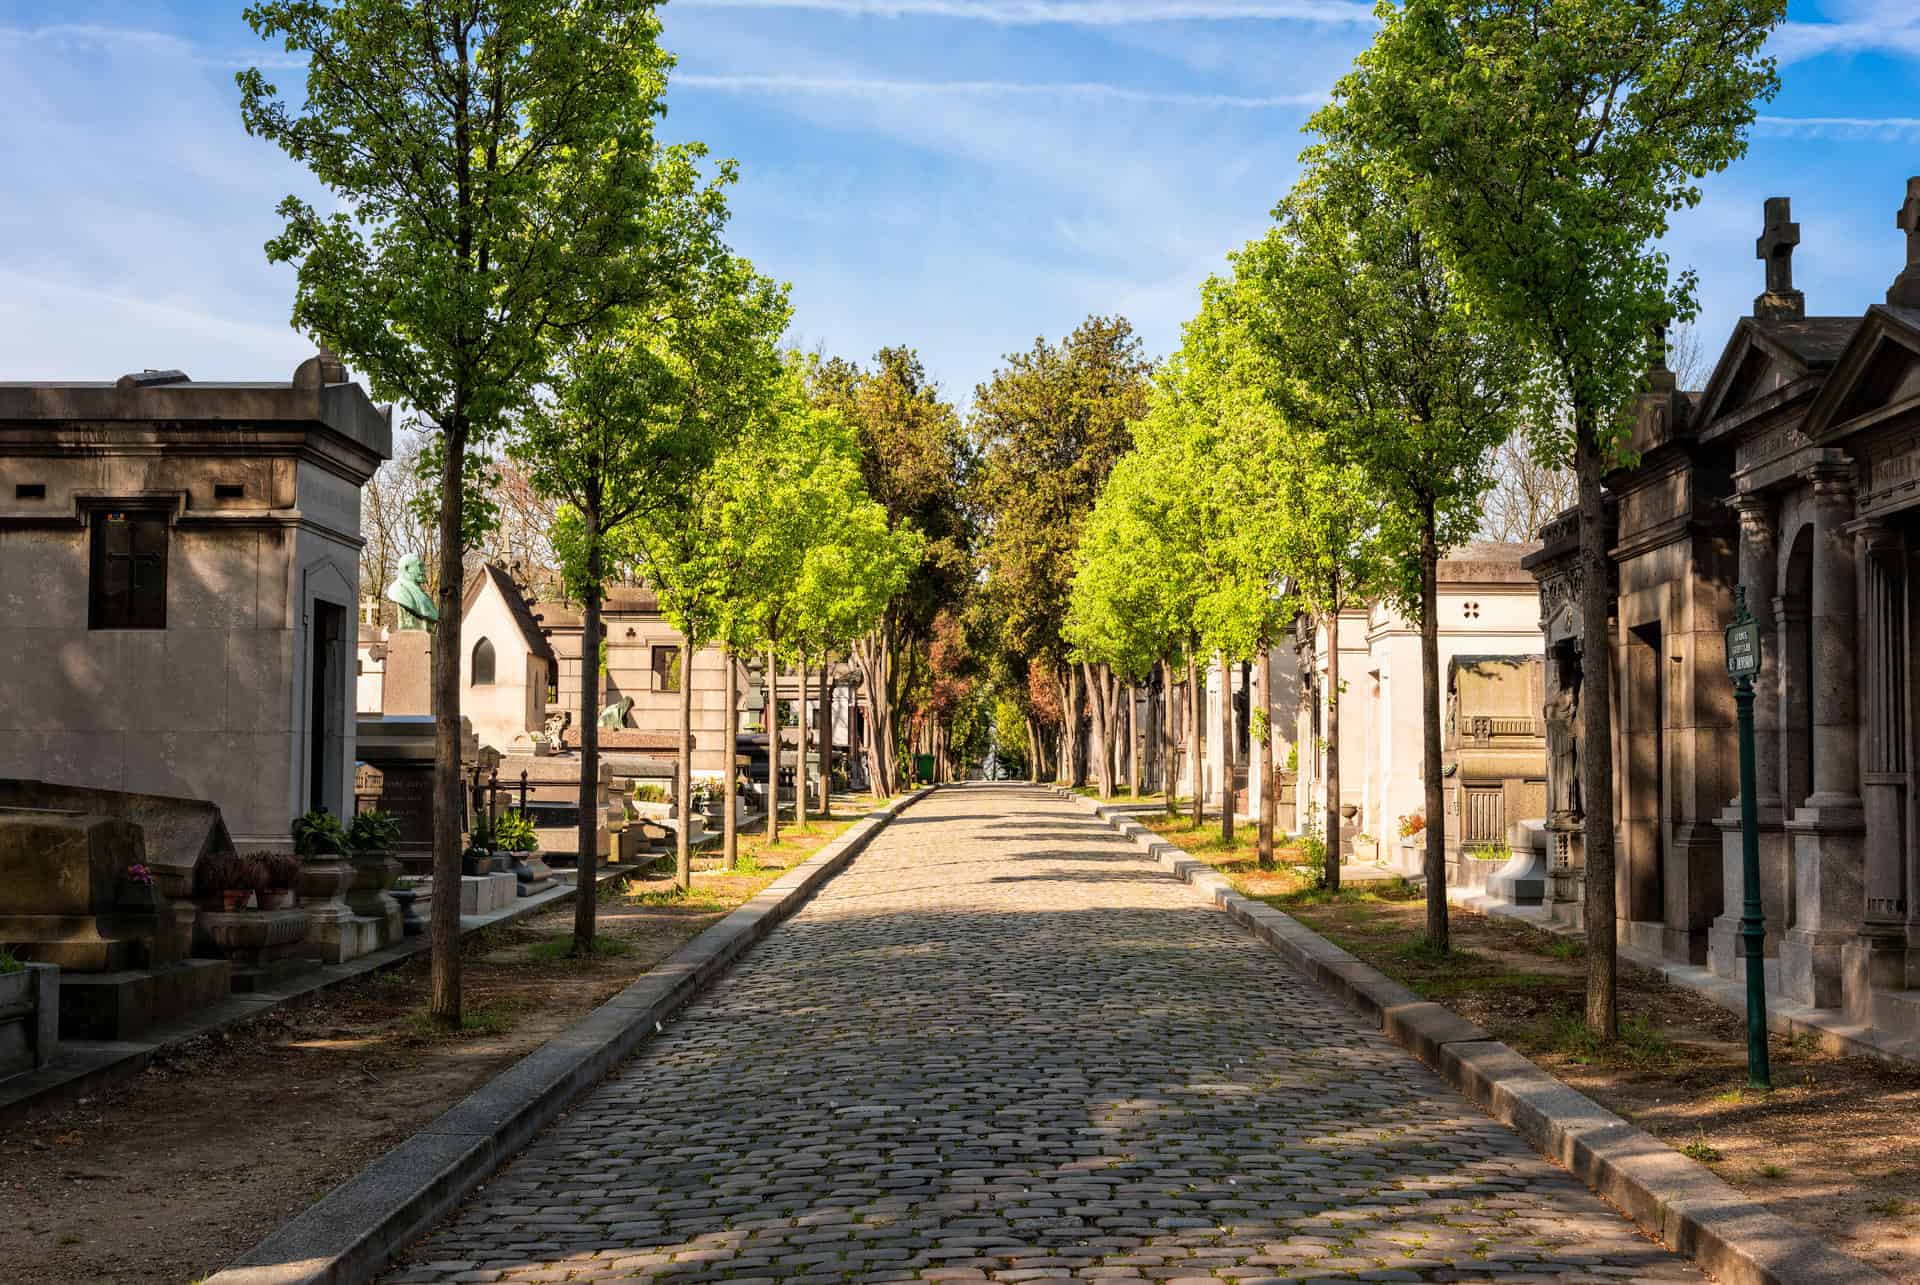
[653,644,682,693]
[88,508,168,630]
[472,636,496,685]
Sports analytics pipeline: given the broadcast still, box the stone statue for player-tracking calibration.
[544,710,571,744]
[385,554,438,630]
[598,695,633,729]
[1546,682,1581,822]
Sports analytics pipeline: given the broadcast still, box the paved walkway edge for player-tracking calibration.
[1048,786,1887,1285]
[205,788,933,1285]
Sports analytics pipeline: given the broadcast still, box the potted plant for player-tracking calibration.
[688,778,725,820]
[345,809,404,932]
[494,809,538,856]
[292,809,355,914]
[463,817,495,877]
[258,851,303,910]
[194,850,263,910]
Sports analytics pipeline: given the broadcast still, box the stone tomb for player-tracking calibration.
[1441,655,1548,893]
[1526,181,1920,1043]
[0,349,391,847]
[0,805,229,1039]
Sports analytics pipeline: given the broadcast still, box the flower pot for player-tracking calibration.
[221,890,256,911]
[259,888,295,911]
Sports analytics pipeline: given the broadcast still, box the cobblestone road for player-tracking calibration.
[388,786,1694,1284]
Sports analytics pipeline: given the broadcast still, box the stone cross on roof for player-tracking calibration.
[1754,196,1805,321]
[1891,177,1920,308]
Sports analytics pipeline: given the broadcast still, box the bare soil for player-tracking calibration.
[0,813,860,1285]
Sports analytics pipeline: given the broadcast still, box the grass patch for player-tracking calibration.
[628,885,734,912]
[1870,1197,1913,1217]
[405,996,522,1039]
[1679,1133,1724,1163]
[526,934,635,962]
[1757,1162,1789,1180]
[1544,1009,1677,1068]
[1542,935,1586,961]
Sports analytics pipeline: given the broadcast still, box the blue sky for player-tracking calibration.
[1,0,1916,405]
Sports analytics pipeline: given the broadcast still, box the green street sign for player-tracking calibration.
[1725,586,1761,680]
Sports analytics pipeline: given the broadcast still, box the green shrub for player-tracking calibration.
[494,810,539,853]
[632,783,669,803]
[346,809,402,854]
[292,809,349,858]
[0,949,22,975]
[1470,839,1513,863]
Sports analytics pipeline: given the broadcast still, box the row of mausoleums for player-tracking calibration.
[1529,178,1920,1038]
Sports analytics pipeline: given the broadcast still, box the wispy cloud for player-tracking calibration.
[676,0,1377,25]
[1756,114,1920,140]
[1772,19,1920,65]
[676,72,1326,108]
[0,22,306,69]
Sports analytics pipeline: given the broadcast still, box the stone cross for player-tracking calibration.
[1756,197,1800,295]
[1891,177,1920,308]
[1753,196,1806,321]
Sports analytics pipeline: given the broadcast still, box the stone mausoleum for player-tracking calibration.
[1530,177,1920,1039]
[0,349,392,846]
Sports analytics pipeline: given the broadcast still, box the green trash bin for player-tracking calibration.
[913,753,935,783]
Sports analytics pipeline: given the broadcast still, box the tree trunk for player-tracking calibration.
[853,626,894,797]
[1163,659,1179,817]
[817,658,832,815]
[676,629,694,891]
[429,413,467,1027]
[573,510,603,951]
[1083,662,1109,797]
[1257,647,1274,870]
[1576,406,1618,1038]
[724,647,738,872]
[1187,655,1203,827]
[796,658,809,830]
[766,643,780,846]
[1325,608,1343,892]
[1026,715,1040,782]
[1420,507,1448,951]
[1220,657,1236,844]
[1128,682,1142,799]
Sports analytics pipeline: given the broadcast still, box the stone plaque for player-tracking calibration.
[377,763,435,852]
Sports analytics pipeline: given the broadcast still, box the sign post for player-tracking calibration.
[1724,585,1772,1089]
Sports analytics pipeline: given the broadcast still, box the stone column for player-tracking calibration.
[1783,466,1867,1009]
[1845,520,1910,1012]
[1712,494,1790,978]
[1809,471,1862,808]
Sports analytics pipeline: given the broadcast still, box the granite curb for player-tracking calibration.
[204,787,934,1285]
[1048,784,1887,1285]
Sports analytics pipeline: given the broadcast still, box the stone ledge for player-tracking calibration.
[1062,786,1888,1285]
[202,786,934,1285]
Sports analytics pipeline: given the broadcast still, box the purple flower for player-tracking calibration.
[126,863,155,886]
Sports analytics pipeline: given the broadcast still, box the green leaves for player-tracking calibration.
[1318,0,1784,448]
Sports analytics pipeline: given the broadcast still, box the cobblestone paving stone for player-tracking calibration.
[385,786,1697,1285]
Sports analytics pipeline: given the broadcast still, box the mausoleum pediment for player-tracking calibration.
[1803,306,1920,444]
[1695,317,1855,435]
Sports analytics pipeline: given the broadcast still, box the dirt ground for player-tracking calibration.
[0,813,858,1285]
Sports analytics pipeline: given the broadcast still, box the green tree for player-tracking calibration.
[1321,0,1783,1032]
[240,0,681,1026]
[811,349,971,796]
[971,316,1153,795]
[527,253,787,918]
[1240,148,1529,947]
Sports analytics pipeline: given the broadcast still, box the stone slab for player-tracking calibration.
[1060,784,1889,1285]
[57,958,231,1041]
[202,787,934,1285]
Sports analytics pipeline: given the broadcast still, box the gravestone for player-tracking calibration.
[0,805,228,1039]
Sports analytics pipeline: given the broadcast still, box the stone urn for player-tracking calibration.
[202,907,313,957]
[348,850,404,943]
[298,854,357,959]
